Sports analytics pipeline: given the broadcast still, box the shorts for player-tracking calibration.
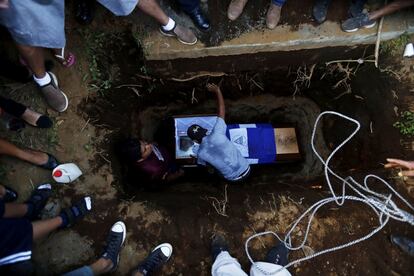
[0,217,33,266]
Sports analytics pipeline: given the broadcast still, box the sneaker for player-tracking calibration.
[59,196,92,228]
[211,234,229,261]
[264,243,289,266]
[102,221,127,272]
[25,183,52,220]
[266,3,282,30]
[312,0,332,24]
[391,235,414,256]
[341,12,376,32]
[38,72,69,112]
[2,185,18,203]
[227,0,249,21]
[160,23,197,45]
[136,243,173,275]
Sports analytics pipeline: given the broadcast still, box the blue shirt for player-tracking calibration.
[196,118,249,180]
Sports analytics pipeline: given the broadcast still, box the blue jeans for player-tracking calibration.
[272,0,286,7]
[177,0,200,13]
[63,266,93,276]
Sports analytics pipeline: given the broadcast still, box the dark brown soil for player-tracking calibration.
[79,33,414,274]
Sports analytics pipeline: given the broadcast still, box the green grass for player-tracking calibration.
[394,111,414,137]
[79,29,125,95]
[381,33,411,56]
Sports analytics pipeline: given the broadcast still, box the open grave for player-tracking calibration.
[0,1,414,275]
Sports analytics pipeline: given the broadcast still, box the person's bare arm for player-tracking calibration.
[207,83,225,119]
[384,158,414,177]
[369,0,414,20]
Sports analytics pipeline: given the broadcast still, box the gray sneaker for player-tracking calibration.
[38,72,68,112]
[341,12,376,33]
[160,23,197,46]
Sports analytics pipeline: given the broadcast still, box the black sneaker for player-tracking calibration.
[25,184,52,220]
[313,0,332,24]
[2,185,18,202]
[136,243,173,275]
[211,234,229,261]
[102,221,127,272]
[341,12,376,32]
[265,243,289,266]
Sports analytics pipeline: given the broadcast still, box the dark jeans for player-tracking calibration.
[272,0,287,6]
[177,0,200,13]
[0,96,27,118]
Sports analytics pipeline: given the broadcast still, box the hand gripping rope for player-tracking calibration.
[245,111,414,275]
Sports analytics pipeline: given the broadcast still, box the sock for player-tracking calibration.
[162,18,175,31]
[33,72,51,86]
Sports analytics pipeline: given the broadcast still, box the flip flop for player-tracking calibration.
[54,48,76,68]
[38,153,59,170]
[2,185,18,202]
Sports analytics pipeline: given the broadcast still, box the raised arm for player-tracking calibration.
[207,83,225,119]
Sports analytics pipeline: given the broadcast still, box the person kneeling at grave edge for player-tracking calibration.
[187,83,251,182]
[117,138,184,186]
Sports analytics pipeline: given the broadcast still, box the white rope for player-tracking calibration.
[244,111,414,275]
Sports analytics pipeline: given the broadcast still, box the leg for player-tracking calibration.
[369,0,414,20]
[177,0,199,13]
[212,251,248,276]
[2,203,28,218]
[0,96,27,118]
[14,44,46,79]
[177,0,210,31]
[211,234,247,276]
[137,0,169,25]
[0,138,48,166]
[64,221,126,275]
[267,0,286,29]
[32,216,62,240]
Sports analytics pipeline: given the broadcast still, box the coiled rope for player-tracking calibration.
[245,111,414,275]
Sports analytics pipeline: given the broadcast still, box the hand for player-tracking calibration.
[0,0,9,9]
[384,158,414,177]
[206,83,220,94]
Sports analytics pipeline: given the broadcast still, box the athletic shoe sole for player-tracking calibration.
[159,28,198,46]
[48,72,69,112]
[344,21,376,33]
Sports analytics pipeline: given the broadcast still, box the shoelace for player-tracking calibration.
[105,233,122,260]
[143,251,164,272]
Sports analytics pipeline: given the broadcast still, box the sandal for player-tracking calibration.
[59,196,92,228]
[25,183,52,220]
[38,153,59,170]
[2,185,18,202]
[54,48,76,68]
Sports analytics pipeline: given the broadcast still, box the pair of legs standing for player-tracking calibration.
[227,0,287,29]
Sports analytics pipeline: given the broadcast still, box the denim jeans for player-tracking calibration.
[63,265,94,276]
[272,0,287,7]
[177,0,200,13]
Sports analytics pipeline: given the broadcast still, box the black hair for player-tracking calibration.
[118,138,142,163]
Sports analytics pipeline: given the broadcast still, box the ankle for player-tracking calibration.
[28,150,48,166]
[91,258,113,274]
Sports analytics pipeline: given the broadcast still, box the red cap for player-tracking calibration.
[53,170,63,177]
